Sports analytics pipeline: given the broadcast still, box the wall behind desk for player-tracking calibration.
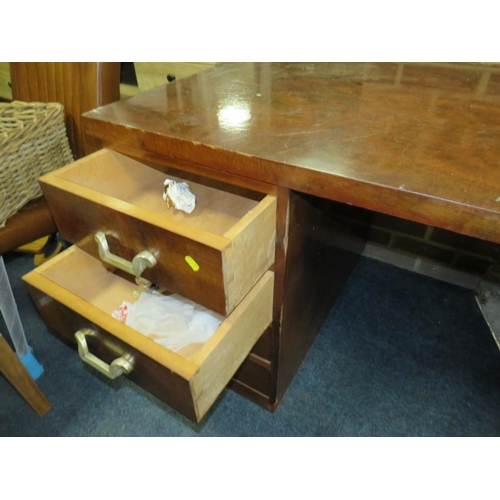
[364,213,500,288]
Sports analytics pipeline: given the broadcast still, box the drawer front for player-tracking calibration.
[25,283,199,420]
[23,246,274,422]
[39,149,276,316]
[42,188,228,313]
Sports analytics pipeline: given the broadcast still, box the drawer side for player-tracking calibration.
[189,271,274,421]
[222,195,276,313]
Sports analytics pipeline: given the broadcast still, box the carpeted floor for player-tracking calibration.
[1,251,500,436]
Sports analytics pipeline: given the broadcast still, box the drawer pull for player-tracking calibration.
[95,231,157,277]
[75,329,134,380]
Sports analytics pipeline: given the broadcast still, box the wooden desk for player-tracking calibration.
[82,62,500,410]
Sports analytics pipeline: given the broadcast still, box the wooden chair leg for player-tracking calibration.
[0,335,51,416]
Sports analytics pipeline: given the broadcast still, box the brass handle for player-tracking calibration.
[95,231,157,277]
[75,329,133,380]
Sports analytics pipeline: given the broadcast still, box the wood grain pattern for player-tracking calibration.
[40,149,276,315]
[23,247,274,422]
[107,142,278,197]
[0,198,56,254]
[82,63,500,412]
[41,180,228,314]
[82,62,500,244]
[24,284,198,421]
[222,195,276,313]
[0,334,51,417]
[274,191,372,404]
[50,149,259,236]
[23,246,198,379]
[227,190,368,409]
[10,62,120,158]
[190,271,274,420]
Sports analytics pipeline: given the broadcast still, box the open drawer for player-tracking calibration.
[23,246,274,422]
[39,148,276,316]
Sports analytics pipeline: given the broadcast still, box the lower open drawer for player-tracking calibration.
[23,246,274,422]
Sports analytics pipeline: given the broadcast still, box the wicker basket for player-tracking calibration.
[0,101,74,227]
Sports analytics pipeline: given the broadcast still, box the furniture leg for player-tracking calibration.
[0,334,51,417]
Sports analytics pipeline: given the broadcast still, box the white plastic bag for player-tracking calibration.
[122,292,222,352]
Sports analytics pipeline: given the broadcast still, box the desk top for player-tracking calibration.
[83,62,500,244]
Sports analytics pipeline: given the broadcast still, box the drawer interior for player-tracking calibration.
[52,149,264,236]
[40,148,276,316]
[34,246,225,360]
[24,245,274,420]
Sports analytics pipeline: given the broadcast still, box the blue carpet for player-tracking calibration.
[1,251,500,436]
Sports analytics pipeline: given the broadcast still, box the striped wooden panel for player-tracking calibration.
[9,62,121,158]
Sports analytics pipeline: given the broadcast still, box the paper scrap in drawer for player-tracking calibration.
[163,179,196,213]
[122,291,222,352]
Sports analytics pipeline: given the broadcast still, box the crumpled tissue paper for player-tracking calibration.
[163,179,196,214]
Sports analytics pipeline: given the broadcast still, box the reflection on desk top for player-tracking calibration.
[83,62,500,244]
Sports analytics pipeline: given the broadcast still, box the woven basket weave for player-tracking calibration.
[0,101,74,227]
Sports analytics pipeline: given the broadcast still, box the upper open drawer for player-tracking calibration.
[39,149,276,316]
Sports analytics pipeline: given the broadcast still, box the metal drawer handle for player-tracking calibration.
[75,329,134,380]
[95,231,157,277]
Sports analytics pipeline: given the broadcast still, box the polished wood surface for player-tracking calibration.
[274,191,371,403]
[83,62,500,244]
[81,62,500,413]
[39,148,276,315]
[24,283,199,421]
[0,198,56,254]
[23,245,274,421]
